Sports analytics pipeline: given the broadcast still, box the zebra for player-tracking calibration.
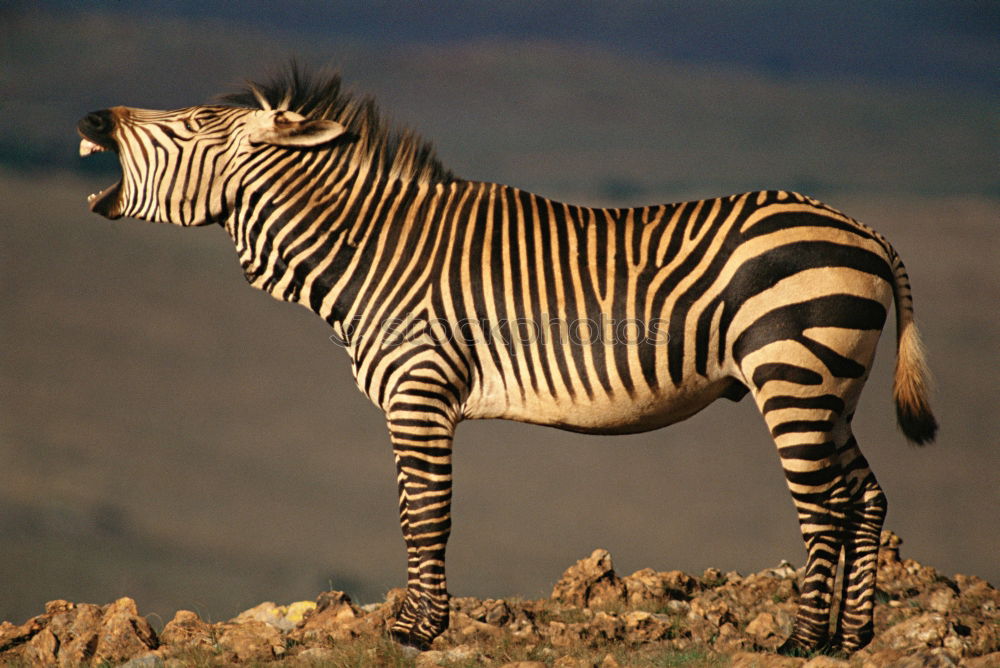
[76,66,936,653]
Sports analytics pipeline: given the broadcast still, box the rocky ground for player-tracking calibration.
[1,532,996,667]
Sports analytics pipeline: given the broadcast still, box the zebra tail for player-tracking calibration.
[887,246,938,445]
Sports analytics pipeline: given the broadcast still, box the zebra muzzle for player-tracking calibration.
[80,163,123,218]
[77,111,123,219]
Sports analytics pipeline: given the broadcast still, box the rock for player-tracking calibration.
[416,644,478,666]
[702,567,726,587]
[687,592,736,628]
[484,599,513,626]
[506,610,543,644]
[875,531,958,607]
[715,620,746,653]
[45,599,76,615]
[297,646,339,662]
[889,648,961,667]
[551,549,626,608]
[0,618,41,652]
[802,656,849,667]
[23,627,59,665]
[731,651,805,667]
[216,619,284,662]
[927,587,957,613]
[968,614,1000,656]
[956,574,993,596]
[500,662,547,668]
[877,612,949,650]
[759,560,799,581]
[158,610,215,654]
[859,648,910,667]
[545,620,587,648]
[232,600,317,632]
[457,596,513,628]
[622,568,697,606]
[664,599,690,615]
[288,589,364,644]
[552,657,594,668]
[1,531,997,665]
[314,590,360,617]
[438,610,503,645]
[414,652,445,668]
[622,610,674,643]
[233,601,279,626]
[965,652,1000,667]
[93,597,158,666]
[1,599,153,667]
[879,530,903,563]
[119,652,166,667]
[355,587,407,634]
[746,611,784,646]
[51,602,103,667]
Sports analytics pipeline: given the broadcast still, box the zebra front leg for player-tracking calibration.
[385,396,456,650]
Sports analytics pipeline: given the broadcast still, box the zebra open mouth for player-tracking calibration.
[78,116,123,219]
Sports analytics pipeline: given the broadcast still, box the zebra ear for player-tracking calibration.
[248,110,347,148]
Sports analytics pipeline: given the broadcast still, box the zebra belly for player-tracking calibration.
[464,376,735,435]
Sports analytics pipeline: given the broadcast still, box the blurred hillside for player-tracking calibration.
[4,5,998,198]
[1,4,998,627]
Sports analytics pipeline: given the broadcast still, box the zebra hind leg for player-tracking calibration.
[750,375,854,654]
[831,431,886,653]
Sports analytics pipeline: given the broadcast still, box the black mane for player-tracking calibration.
[221,63,454,185]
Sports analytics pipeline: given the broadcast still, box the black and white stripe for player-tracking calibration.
[78,66,937,653]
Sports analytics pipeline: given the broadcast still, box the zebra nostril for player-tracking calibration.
[82,110,114,135]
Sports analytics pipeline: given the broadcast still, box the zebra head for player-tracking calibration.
[76,102,346,225]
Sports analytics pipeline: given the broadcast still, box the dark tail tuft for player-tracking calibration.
[896,397,938,445]
[892,298,937,445]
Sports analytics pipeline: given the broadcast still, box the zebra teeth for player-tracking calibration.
[86,180,123,219]
[79,138,106,157]
[78,133,123,218]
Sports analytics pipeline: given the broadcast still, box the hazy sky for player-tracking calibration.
[35,0,1000,91]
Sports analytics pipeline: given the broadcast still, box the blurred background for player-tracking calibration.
[1,1,997,626]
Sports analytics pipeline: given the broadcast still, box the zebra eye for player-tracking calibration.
[183,118,199,132]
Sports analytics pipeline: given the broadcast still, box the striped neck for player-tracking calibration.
[222,151,455,331]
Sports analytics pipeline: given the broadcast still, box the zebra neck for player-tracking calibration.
[316,177,463,343]
[223,163,452,333]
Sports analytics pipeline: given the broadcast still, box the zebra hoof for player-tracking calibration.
[776,636,818,657]
[833,631,874,654]
[389,626,433,652]
[777,635,845,657]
